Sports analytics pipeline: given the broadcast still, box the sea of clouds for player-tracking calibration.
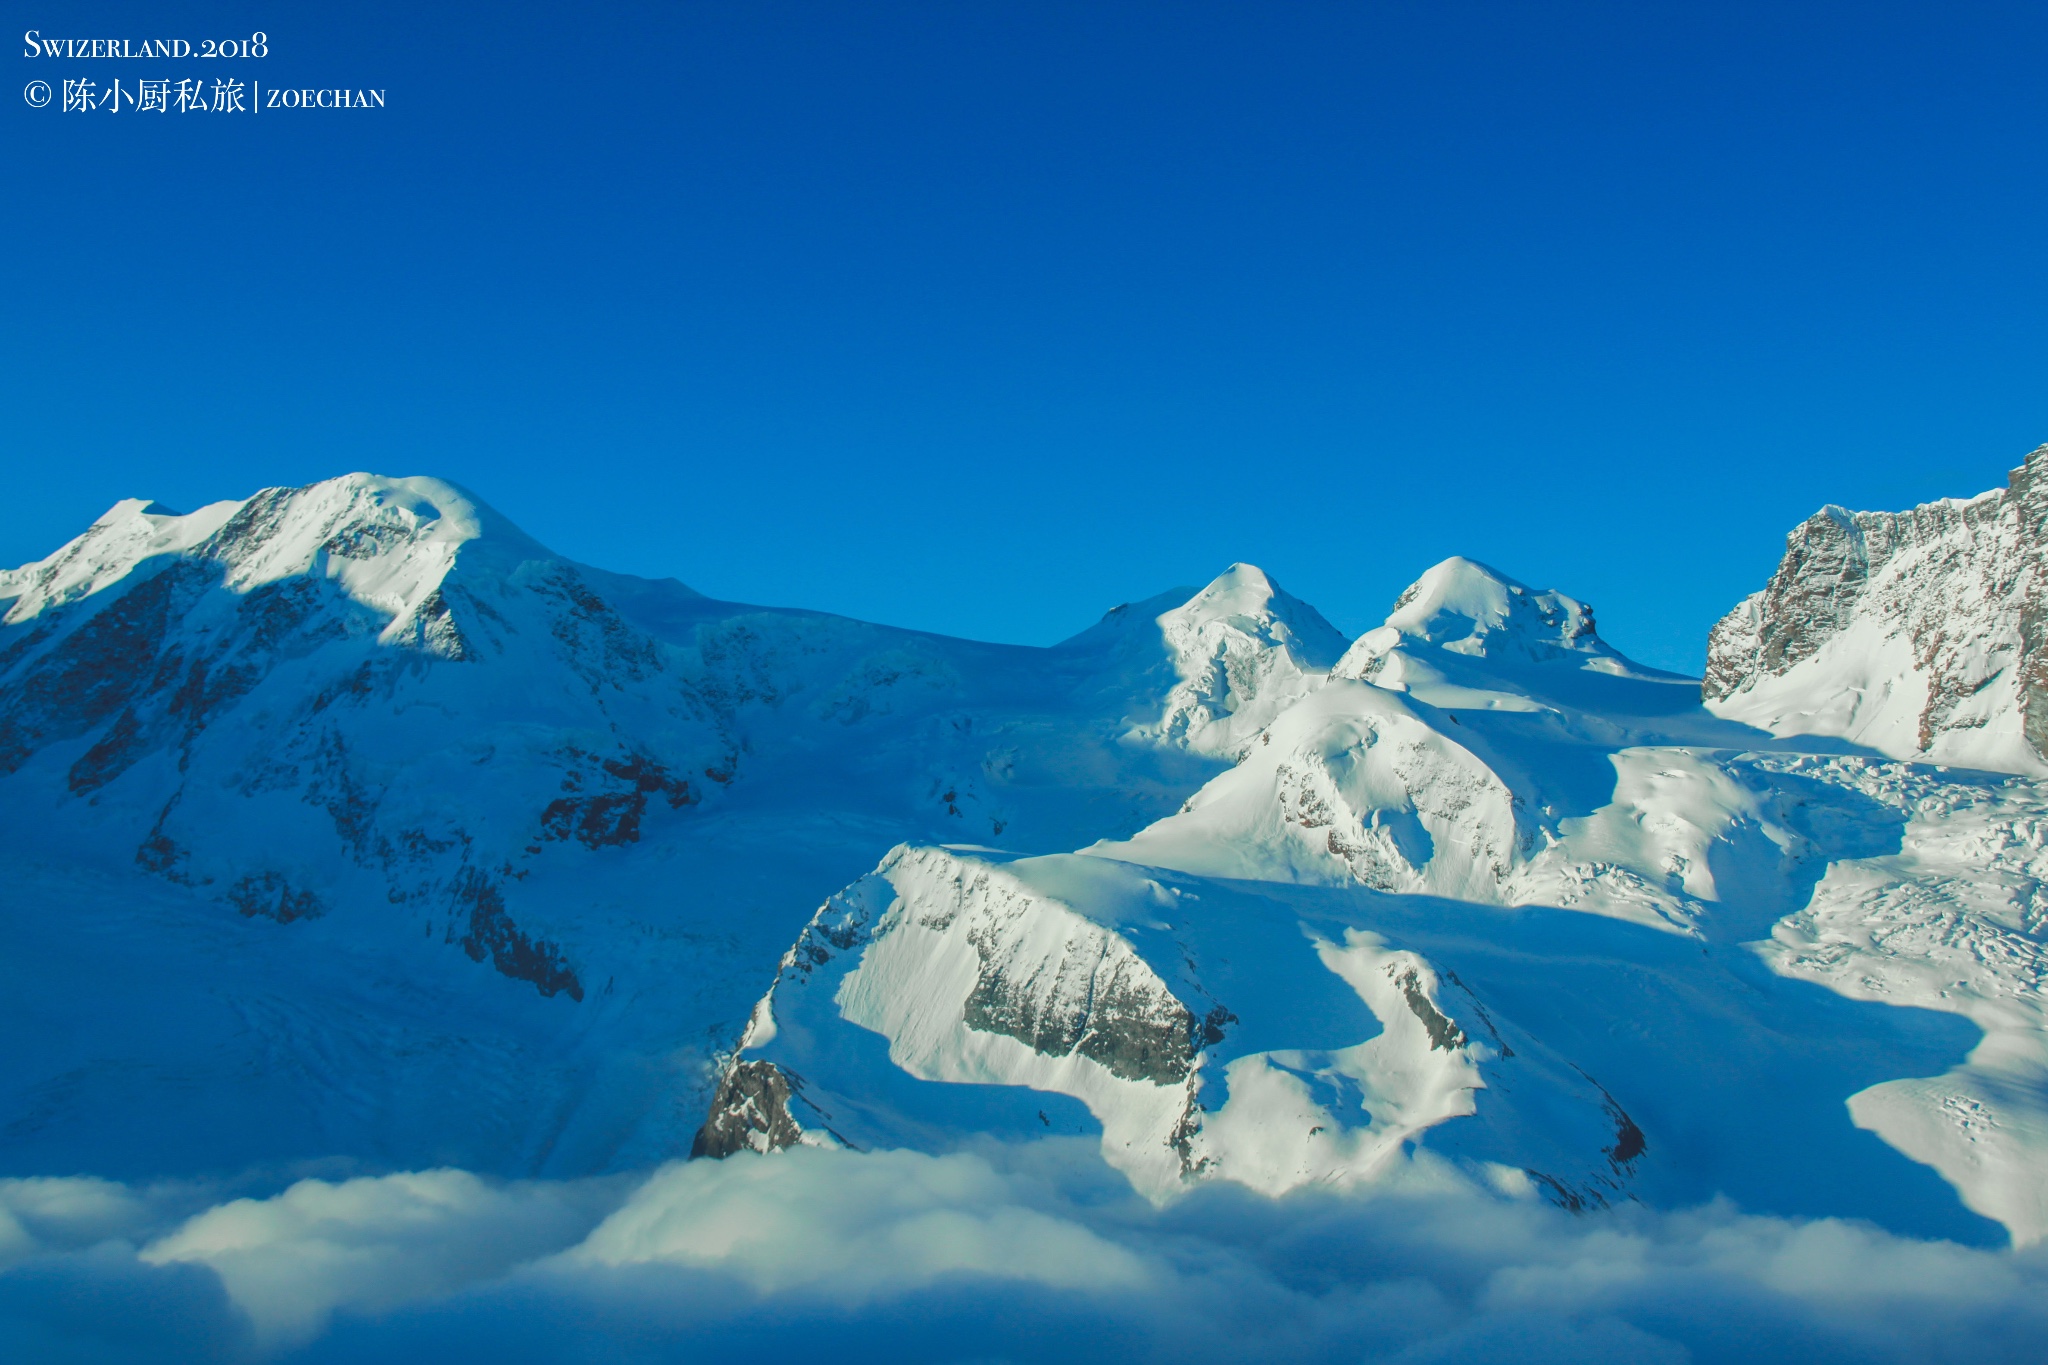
[4,1139,2044,1363]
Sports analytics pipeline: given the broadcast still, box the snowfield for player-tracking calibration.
[7,454,2048,1359]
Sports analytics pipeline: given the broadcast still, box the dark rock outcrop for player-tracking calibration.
[451,869,583,1000]
[691,1060,806,1158]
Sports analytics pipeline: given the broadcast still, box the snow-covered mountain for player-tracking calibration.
[701,537,2048,1245]
[0,475,1297,1174]
[1705,443,2048,775]
[7,464,2048,1252]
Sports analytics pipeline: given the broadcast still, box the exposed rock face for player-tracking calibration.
[452,870,583,1000]
[1705,445,2048,775]
[1396,966,1468,1051]
[691,1060,807,1158]
[958,900,1204,1087]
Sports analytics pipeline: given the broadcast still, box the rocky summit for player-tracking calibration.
[1705,443,2048,776]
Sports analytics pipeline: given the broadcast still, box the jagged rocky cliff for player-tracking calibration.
[1705,444,2048,775]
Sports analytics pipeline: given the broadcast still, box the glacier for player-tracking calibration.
[6,452,2048,1290]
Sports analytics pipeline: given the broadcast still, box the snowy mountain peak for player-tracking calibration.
[1168,564,1343,658]
[1329,557,1657,705]
[1138,564,1346,674]
[1378,557,1601,658]
[1,473,547,638]
[1144,564,1349,756]
[1705,444,2048,775]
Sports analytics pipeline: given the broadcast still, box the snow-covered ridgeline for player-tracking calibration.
[1088,558,1791,934]
[701,844,1643,1206]
[0,476,523,655]
[11,458,2048,1249]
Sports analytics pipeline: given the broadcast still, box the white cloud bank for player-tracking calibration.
[140,1169,621,1349]
[567,1145,1150,1300]
[3,1143,2046,1364]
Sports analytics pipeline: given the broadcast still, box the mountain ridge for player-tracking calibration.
[6,456,2048,1249]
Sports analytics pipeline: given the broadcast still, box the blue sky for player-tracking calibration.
[7,1,2048,672]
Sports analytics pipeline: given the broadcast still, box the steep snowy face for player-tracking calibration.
[1705,445,2048,775]
[1133,563,1349,758]
[0,474,556,781]
[700,845,1642,1208]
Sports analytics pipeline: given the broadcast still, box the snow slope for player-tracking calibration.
[1091,557,1780,929]
[1764,762,2048,1243]
[8,465,2048,1254]
[700,843,1648,1210]
[705,552,2048,1245]
[0,475,1292,1175]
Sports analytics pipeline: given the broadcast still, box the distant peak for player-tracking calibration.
[90,497,186,528]
[1331,556,1633,682]
[1181,563,1278,616]
[1384,557,1599,649]
[1166,564,1347,670]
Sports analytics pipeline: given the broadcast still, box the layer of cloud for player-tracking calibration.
[3,1143,2047,1364]
[141,1170,622,1349]
[0,1177,159,1266]
[567,1145,1150,1300]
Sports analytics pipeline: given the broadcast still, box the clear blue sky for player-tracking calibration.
[8,1,2048,672]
